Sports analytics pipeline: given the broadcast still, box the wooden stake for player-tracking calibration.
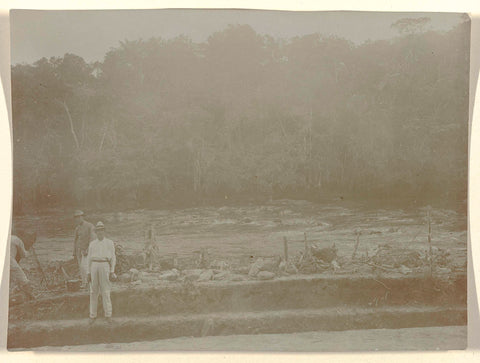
[304,232,308,255]
[351,230,361,261]
[283,236,289,262]
[427,208,433,278]
[31,246,49,287]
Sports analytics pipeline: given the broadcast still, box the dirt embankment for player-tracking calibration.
[9,273,466,322]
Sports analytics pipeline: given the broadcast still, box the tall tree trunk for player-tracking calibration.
[56,99,80,149]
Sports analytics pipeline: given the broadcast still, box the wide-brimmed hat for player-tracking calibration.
[95,221,105,230]
[74,210,84,217]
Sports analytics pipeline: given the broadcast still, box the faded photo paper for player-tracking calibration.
[7,9,469,351]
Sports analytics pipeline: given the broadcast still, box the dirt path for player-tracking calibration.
[29,326,467,352]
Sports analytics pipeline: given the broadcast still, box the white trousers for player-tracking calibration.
[89,261,112,318]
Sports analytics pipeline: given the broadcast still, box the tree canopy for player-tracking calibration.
[11,18,470,214]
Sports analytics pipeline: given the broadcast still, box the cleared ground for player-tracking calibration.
[14,199,467,273]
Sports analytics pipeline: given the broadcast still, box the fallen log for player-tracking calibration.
[367,262,397,272]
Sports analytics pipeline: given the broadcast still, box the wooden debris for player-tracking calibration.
[144,225,159,271]
[311,243,337,263]
[283,236,289,262]
[196,248,209,268]
[427,207,433,278]
[351,230,361,262]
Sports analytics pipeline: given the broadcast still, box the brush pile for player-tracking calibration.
[295,243,338,273]
[114,243,135,275]
[370,244,424,268]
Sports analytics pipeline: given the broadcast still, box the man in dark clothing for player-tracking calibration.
[73,210,96,288]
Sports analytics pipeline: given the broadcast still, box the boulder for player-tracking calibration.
[183,269,203,281]
[160,269,179,281]
[248,258,264,277]
[129,268,140,281]
[257,271,276,280]
[235,266,250,275]
[198,269,214,282]
[399,265,412,275]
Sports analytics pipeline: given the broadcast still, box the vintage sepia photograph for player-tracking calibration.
[7,9,469,351]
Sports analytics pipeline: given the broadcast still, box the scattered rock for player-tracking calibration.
[183,269,203,282]
[129,268,140,281]
[235,266,250,275]
[213,271,230,281]
[160,269,179,281]
[257,271,276,280]
[399,265,412,275]
[248,258,264,277]
[278,260,286,273]
[198,269,214,282]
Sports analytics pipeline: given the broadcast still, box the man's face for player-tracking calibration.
[96,229,105,239]
[74,216,83,226]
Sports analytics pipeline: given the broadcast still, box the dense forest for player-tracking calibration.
[11,17,470,214]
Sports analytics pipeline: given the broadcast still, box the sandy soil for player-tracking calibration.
[29,325,467,352]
